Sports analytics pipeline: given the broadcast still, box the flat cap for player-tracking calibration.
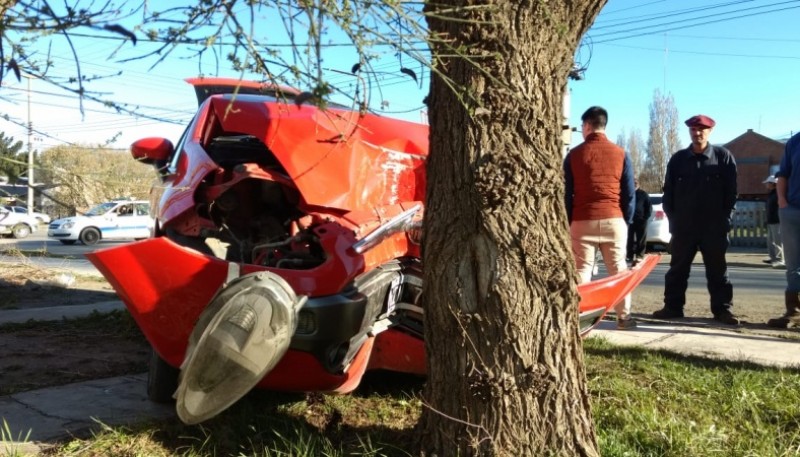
[685,114,715,128]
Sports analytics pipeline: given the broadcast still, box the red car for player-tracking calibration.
[86,77,657,424]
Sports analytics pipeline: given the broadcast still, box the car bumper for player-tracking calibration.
[646,222,671,245]
[47,230,78,239]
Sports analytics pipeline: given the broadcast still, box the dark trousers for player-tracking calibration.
[626,221,648,259]
[664,229,733,314]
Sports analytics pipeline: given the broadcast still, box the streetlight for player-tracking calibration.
[24,73,35,214]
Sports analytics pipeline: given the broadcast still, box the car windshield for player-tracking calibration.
[86,202,118,216]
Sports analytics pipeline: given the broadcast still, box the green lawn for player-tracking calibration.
[10,337,799,457]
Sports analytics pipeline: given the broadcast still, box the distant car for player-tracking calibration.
[646,193,671,252]
[47,200,154,245]
[7,205,51,224]
[0,207,39,239]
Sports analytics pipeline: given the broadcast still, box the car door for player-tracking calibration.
[104,204,132,240]
[129,203,153,239]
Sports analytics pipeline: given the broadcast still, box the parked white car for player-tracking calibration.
[7,205,51,224]
[47,200,154,245]
[646,193,671,252]
[0,207,39,238]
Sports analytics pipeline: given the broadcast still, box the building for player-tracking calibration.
[724,129,786,201]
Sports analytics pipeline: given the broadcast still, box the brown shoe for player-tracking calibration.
[713,311,740,325]
[616,318,638,330]
[767,291,800,328]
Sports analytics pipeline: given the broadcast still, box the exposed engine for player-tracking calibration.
[176,134,329,270]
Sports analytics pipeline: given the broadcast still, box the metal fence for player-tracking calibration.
[730,206,767,248]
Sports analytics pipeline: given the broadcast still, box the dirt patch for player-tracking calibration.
[0,262,149,395]
[0,311,149,395]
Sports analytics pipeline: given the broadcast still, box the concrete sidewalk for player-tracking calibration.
[0,300,125,325]
[590,319,800,368]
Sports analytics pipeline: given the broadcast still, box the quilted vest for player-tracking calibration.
[568,132,625,221]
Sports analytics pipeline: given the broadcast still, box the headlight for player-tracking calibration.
[63,221,74,229]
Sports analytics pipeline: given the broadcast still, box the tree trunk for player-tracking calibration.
[420,1,605,455]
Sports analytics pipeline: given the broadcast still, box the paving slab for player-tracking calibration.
[0,374,174,450]
[590,319,800,368]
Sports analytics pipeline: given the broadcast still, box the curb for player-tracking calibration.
[0,301,125,325]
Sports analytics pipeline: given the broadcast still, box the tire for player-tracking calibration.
[79,227,101,245]
[147,347,180,403]
[11,224,31,239]
[59,240,77,245]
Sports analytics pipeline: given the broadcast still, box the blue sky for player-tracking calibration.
[1,0,798,153]
[569,0,800,147]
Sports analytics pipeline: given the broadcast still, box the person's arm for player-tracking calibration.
[662,156,675,218]
[620,153,635,224]
[776,138,794,208]
[777,178,789,208]
[721,148,738,214]
[563,154,574,224]
[643,191,653,220]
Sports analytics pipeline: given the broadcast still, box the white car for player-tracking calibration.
[0,207,39,239]
[47,200,154,245]
[6,205,51,224]
[646,193,671,252]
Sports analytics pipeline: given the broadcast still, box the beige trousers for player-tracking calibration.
[570,217,632,320]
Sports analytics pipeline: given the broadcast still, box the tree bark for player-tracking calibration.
[420,1,605,455]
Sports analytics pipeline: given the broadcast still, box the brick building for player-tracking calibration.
[724,129,785,201]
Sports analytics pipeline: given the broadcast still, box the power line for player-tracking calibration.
[593,0,756,29]
[592,3,800,44]
[603,43,800,60]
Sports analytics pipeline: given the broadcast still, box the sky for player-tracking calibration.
[1,0,798,155]
[568,0,800,147]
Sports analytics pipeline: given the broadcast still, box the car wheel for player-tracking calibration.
[59,240,77,245]
[79,227,101,245]
[147,347,179,403]
[11,224,31,239]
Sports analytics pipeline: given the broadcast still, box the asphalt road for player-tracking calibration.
[640,255,786,293]
[0,229,131,277]
[619,250,788,324]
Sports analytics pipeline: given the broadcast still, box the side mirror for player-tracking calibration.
[131,137,174,165]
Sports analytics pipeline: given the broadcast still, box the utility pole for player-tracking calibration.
[25,74,34,213]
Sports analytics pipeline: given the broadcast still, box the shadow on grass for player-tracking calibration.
[132,382,421,457]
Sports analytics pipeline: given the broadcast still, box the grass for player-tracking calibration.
[23,337,797,457]
[0,244,82,260]
[586,338,800,456]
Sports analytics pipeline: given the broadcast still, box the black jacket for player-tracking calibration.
[766,189,779,224]
[662,144,738,234]
[633,188,652,224]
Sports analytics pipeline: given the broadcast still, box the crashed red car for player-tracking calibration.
[86,77,657,424]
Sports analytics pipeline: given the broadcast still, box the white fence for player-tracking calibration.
[730,206,767,248]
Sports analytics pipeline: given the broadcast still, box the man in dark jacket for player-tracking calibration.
[626,179,652,264]
[652,114,739,325]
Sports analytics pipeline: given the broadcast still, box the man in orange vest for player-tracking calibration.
[564,106,636,330]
